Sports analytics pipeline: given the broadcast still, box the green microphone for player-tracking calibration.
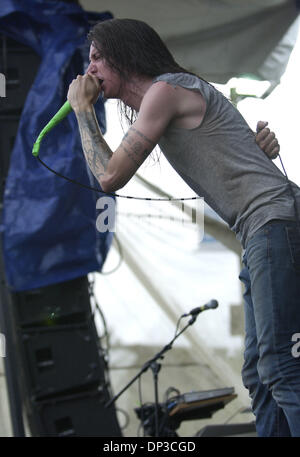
[32,100,72,157]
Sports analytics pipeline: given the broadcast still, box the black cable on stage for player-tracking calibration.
[36,156,201,202]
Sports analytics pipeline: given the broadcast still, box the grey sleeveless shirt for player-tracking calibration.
[152,73,300,248]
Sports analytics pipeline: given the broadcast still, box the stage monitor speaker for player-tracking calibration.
[27,386,122,437]
[12,276,93,328]
[11,277,106,398]
[20,321,106,399]
[10,276,122,436]
[196,421,257,437]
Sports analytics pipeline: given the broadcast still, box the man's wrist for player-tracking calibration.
[74,103,94,115]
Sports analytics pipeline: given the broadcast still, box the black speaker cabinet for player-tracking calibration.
[10,275,122,436]
[20,321,106,399]
[11,277,107,401]
[12,276,93,328]
[27,386,122,437]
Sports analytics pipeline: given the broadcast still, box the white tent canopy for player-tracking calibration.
[82,0,299,90]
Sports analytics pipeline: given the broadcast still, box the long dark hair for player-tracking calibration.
[87,18,194,80]
[87,18,197,125]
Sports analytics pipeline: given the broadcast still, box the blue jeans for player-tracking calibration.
[239,220,300,437]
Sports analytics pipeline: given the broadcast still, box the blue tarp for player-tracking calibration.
[0,0,114,291]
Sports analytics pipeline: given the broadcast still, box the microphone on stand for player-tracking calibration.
[182,299,219,318]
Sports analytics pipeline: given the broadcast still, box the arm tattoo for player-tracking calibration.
[130,127,156,146]
[121,128,154,165]
[76,108,112,183]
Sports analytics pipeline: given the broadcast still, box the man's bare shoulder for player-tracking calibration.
[143,80,179,103]
[139,80,179,121]
[141,78,206,130]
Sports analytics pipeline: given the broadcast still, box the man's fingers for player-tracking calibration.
[255,121,280,160]
[261,137,280,159]
[86,73,101,87]
[256,120,268,133]
[256,127,271,144]
[267,146,280,160]
[258,132,276,149]
[264,139,280,155]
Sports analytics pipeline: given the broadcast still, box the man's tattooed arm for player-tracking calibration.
[76,107,157,191]
[76,107,112,183]
[120,127,155,166]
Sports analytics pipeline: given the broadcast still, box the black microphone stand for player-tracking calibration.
[105,314,198,437]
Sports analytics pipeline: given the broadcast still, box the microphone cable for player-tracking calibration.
[35,156,201,202]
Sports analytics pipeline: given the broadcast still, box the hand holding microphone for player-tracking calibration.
[32,74,102,157]
[67,74,102,112]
